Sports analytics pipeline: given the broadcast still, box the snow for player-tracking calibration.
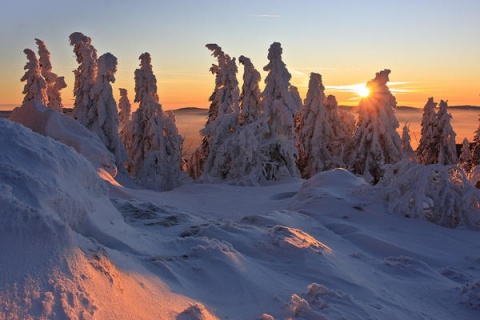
[2,117,480,319]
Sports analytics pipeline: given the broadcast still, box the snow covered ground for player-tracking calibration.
[1,117,480,319]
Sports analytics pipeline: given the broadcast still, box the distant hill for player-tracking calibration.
[172,107,208,116]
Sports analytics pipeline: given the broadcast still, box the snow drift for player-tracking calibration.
[9,100,117,176]
[0,118,205,319]
[2,117,480,319]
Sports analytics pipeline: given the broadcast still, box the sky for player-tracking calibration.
[0,0,479,110]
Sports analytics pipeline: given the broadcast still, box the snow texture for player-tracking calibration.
[9,100,117,176]
[2,124,480,319]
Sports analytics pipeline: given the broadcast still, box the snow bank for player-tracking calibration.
[0,119,197,319]
[9,100,117,176]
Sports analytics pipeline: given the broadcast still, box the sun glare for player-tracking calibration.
[358,87,370,98]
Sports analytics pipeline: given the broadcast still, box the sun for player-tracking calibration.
[357,87,370,98]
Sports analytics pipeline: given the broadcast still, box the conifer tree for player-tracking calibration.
[258,42,300,179]
[118,88,132,148]
[69,32,98,127]
[20,49,48,105]
[35,38,67,112]
[416,97,438,164]
[458,138,473,173]
[238,55,262,125]
[401,123,417,162]
[345,69,404,183]
[471,116,480,167]
[297,73,347,178]
[128,53,183,190]
[189,44,240,179]
[435,100,458,165]
[90,53,129,173]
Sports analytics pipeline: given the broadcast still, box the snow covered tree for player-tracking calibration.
[118,88,132,149]
[345,69,404,183]
[90,53,129,173]
[289,85,303,113]
[257,42,300,179]
[435,100,458,165]
[471,116,480,167]
[201,55,270,183]
[69,32,98,127]
[401,123,417,162]
[296,73,347,178]
[377,162,480,229]
[189,44,240,179]
[238,55,262,125]
[35,38,67,112]
[20,49,48,106]
[416,97,438,164]
[458,138,473,173]
[128,53,184,190]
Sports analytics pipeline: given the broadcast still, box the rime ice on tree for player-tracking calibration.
[238,55,262,125]
[435,100,457,165]
[345,69,403,183]
[90,53,129,173]
[458,138,473,173]
[127,53,184,191]
[20,49,48,106]
[416,97,438,164]
[401,123,417,162]
[258,42,300,179]
[189,44,240,180]
[297,73,348,178]
[69,32,98,127]
[35,38,67,112]
[118,88,132,149]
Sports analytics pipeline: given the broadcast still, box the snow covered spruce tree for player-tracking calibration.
[471,116,480,168]
[297,73,349,178]
[20,49,48,106]
[345,69,404,183]
[458,138,473,173]
[128,53,184,190]
[35,38,67,112]
[435,100,458,165]
[188,44,240,179]
[257,42,300,179]
[118,88,132,149]
[69,32,98,127]
[401,123,417,162]
[90,53,129,173]
[203,54,271,182]
[416,97,438,164]
[238,55,262,125]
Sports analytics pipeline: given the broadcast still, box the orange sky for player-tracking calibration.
[1,1,479,111]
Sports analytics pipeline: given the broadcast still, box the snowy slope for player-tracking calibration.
[1,117,480,319]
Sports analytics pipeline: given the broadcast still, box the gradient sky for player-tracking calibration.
[1,0,479,110]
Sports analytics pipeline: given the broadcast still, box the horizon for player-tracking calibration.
[1,1,479,111]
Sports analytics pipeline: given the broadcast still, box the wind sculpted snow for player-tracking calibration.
[2,118,480,319]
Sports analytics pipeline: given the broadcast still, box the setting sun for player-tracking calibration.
[358,87,370,98]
